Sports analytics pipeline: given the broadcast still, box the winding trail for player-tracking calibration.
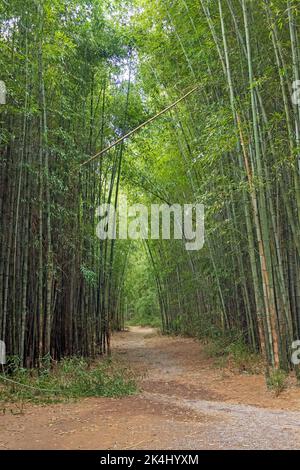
[1,327,300,450]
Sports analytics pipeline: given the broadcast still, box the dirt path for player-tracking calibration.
[1,327,300,450]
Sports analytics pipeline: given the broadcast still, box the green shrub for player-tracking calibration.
[267,369,287,396]
[126,312,161,329]
[0,357,137,404]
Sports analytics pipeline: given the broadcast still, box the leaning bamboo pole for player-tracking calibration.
[80,84,200,167]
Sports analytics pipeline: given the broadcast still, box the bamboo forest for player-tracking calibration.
[1,0,300,452]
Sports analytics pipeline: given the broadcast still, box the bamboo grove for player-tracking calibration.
[130,0,300,371]
[1,0,300,371]
[0,0,138,366]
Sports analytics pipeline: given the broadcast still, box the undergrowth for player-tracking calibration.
[0,356,137,405]
[203,333,263,374]
[126,313,161,329]
[266,369,287,396]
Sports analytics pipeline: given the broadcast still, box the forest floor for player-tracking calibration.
[2,326,300,450]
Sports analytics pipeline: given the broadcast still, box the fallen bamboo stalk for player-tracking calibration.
[79,84,199,167]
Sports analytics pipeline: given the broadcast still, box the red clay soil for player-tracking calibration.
[1,327,300,450]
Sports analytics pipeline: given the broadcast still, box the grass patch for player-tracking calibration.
[267,369,287,396]
[204,334,262,374]
[0,356,137,405]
